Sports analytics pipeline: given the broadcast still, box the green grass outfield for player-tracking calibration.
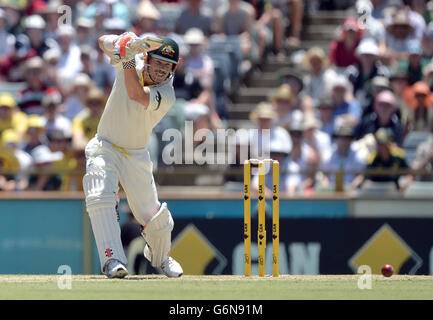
[1,275,433,300]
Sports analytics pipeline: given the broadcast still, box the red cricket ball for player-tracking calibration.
[381,264,394,277]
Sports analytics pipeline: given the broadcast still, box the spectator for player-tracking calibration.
[75,17,96,47]
[84,0,131,29]
[184,28,214,91]
[183,28,217,124]
[43,47,62,88]
[251,128,293,196]
[0,33,37,82]
[359,75,393,119]
[278,68,315,116]
[303,114,332,165]
[329,74,362,127]
[47,127,78,190]
[63,73,95,121]
[384,9,417,62]
[0,8,15,61]
[410,0,432,24]
[303,46,337,104]
[175,0,215,36]
[389,66,411,112]
[133,0,161,36]
[356,90,405,145]
[248,0,285,58]
[40,0,63,41]
[104,17,128,36]
[286,0,303,47]
[316,95,338,138]
[271,84,293,127]
[28,144,63,191]
[383,0,426,39]
[22,14,54,57]
[361,127,411,190]
[422,62,433,91]
[223,128,250,186]
[0,129,32,191]
[355,0,386,47]
[173,45,205,102]
[93,43,117,96]
[0,93,28,143]
[85,2,110,45]
[183,102,213,150]
[215,0,257,65]
[397,39,430,85]
[56,24,83,93]
[421,23,433,59]
[72,87,106,150]
[21,114,47,154]
[402,81,433,132]
[320,123,366,192]
[248,101,292,160]
[329,17,362,69]
[1,3,23,35]
[346,37,389,98]
[40,92,72,139]
[79,45,98,80]
[17,57,58,115]
[286,110,320,194]
[411,122,433,181]
[60,146,86,191]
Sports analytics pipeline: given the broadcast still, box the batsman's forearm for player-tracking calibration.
[124,68,150,108]
[98,34,120,60]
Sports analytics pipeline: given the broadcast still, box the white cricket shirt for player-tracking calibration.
[97,57,175,149]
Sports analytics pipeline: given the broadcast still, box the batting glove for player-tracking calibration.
[112,32,138,62]
[128,35,164,53]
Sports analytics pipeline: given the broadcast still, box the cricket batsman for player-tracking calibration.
[83,31,183,278]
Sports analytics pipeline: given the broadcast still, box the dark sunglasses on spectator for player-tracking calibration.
[377,101,394,108]
[289,131,303,137]
[88,100,102,107]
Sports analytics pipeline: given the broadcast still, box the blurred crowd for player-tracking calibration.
[1,0,433,196]
[0,0,305,191]
[232,0,433,197]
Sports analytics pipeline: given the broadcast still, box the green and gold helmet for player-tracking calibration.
[148,36,179,65]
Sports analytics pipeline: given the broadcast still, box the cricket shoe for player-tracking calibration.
[161,256,183,278]
[103,259,128,279]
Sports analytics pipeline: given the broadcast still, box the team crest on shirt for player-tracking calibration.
[161,45,175,58]
[155,90,161,110]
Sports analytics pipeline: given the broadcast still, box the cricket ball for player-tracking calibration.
[381,264,394,277]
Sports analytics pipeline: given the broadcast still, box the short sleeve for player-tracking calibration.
[148,80,176,112]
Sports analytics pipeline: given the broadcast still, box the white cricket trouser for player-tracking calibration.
[83,135,160,271]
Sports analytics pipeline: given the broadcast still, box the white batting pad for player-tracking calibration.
[141,202,174,267]
[87,206,127,272]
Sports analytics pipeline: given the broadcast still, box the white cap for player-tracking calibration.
[31,145,63,164]
[56,24,76,38]
[184,103,210,121]
[43,48,61,62]
[72,73,92,88]
[288,110,305,131]
[270,130,292,154]
[184,28,205,45]
[76,17,95,29]
[331,74,351,90]
[137,0,161,20]
[104,17,127,31]
[356,37,379,56]
[24,15,46,29]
